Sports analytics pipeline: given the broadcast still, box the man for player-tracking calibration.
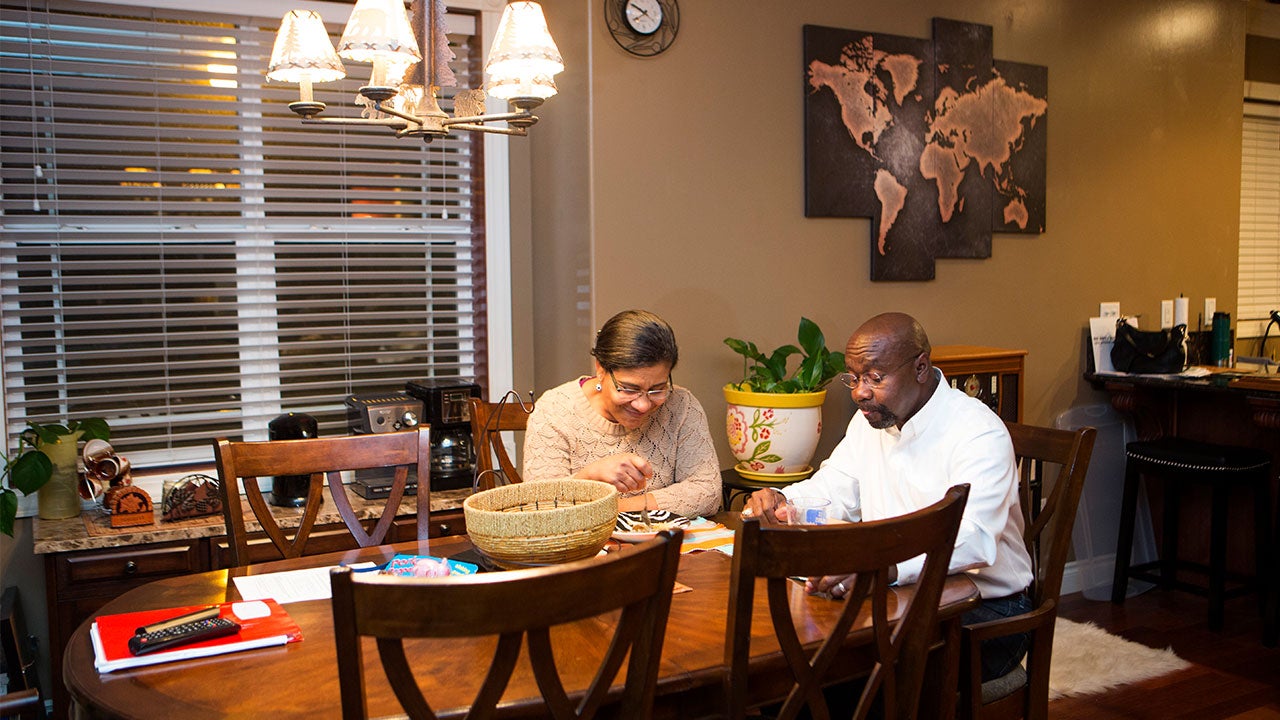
[746,311,1033,681]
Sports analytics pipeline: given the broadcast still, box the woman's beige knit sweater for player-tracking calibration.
[522,378,722,517]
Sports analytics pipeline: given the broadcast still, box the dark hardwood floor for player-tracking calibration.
[1049,589,1280,719]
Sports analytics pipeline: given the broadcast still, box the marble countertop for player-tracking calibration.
[33,487,473,555]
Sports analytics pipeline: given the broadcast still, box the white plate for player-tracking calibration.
[612,510,691,543]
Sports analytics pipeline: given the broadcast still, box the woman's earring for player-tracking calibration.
[595,382,603,392]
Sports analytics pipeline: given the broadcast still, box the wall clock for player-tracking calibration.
[604,0,679,57]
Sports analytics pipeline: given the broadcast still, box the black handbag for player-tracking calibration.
[1110,319,1188,373]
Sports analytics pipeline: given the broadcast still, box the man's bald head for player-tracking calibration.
[849,312,931,362]
[843,313,936,429]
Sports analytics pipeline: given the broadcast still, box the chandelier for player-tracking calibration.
[265,0,563,142]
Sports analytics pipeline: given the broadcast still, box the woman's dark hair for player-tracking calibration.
[590,310,679,371]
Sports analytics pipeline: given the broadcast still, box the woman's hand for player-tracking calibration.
[575,453,653,494]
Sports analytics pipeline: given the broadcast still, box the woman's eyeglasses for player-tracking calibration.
[609,371,672,401]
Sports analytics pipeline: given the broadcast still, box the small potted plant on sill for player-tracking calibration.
[1,418,110,536]
[723,317,844,477]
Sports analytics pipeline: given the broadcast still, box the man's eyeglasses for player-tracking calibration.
[837,353,921,391]
[609,370,672,401]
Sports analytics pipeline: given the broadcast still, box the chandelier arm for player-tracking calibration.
[446,123,528,136]
[301,117,411,130]
[371,102,429,127]
[445,110,533,125]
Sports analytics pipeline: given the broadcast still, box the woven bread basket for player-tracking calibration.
[463,478,618,568]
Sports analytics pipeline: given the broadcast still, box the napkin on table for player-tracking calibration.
[679,517,735,555]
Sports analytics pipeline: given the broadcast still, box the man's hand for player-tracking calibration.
[744,488,788,523]
[805,566,897,599]
[806,573,856,598]
[575,453,653,493]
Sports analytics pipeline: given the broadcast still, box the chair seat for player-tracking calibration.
[1126,438,1271,474]
[980,665,1027,704]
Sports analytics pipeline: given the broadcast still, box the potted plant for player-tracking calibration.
[723,317,844,475]
[1,418,110,535]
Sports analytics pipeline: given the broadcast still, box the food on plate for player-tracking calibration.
[630,520,679,533]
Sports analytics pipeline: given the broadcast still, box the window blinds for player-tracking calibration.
[0,0,488,466]
[1238,109,1280,343]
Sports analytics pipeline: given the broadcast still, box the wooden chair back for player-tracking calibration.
[213,428,431,567]
[725,484,971,720]
[330,528,684,720]
[960,422,1096,720]
[469,396,532,491]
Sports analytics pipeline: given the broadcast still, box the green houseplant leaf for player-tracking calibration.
[9,451,53,495]
[724,317,843,394]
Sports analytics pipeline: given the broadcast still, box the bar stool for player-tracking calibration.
[1111,437,1272,631]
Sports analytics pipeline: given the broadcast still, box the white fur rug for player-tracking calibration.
[1048,618,1192,699]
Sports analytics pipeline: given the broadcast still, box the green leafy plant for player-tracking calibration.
[1,418,110,536]
[724,317,846,393]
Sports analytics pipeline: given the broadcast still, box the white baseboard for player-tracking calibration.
[1061,560,1083,596]
[1060,554,1120,599]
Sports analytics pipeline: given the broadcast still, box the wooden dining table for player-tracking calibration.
[63,528,980,719]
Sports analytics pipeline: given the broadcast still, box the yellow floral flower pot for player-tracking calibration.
[723,385,825,475]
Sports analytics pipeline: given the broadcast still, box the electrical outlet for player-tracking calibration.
[1161,300,1174,329]
[1203,298,1216,328]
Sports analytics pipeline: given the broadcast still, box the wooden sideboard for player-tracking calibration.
[33,488,470,719]
[931,345,1026,423]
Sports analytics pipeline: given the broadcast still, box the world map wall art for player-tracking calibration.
[804,19,1048,281]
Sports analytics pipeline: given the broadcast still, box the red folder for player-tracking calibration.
[90,599,302,673]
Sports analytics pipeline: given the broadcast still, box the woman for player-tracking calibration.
[523,309,721,517]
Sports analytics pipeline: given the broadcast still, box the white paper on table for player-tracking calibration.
[232,566,334,604]
[1090,317,1116,373]
[1090,316,1137,374]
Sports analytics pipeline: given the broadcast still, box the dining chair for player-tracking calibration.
[724,484,971,720]
[0,688,43,720]
[469,395,533,491]
[330,528,684,720]
[958,423,1096,720]
[213,427,431,567]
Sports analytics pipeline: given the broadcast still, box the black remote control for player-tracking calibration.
[128,616,241,656]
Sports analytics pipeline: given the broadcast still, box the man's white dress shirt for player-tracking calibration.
[782,370,1033,599]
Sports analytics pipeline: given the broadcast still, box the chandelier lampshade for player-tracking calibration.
[265,0,563,142]
[337,0,421,89]
[267,10,346,115]
[485,1,563,105]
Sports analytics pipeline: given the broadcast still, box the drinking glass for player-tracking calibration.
[787,497,830,525]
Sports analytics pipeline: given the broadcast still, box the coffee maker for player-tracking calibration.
[405,379,482,491]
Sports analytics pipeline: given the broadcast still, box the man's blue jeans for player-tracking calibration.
[962,590,1034,681]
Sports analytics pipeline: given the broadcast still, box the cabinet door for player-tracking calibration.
[207,524,364,569]
[390,509,466,541]
[931,346,1025,423]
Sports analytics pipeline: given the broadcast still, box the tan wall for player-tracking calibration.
[526,0,1279,468]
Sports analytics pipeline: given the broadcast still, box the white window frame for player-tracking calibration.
[1238,80,1280,342]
